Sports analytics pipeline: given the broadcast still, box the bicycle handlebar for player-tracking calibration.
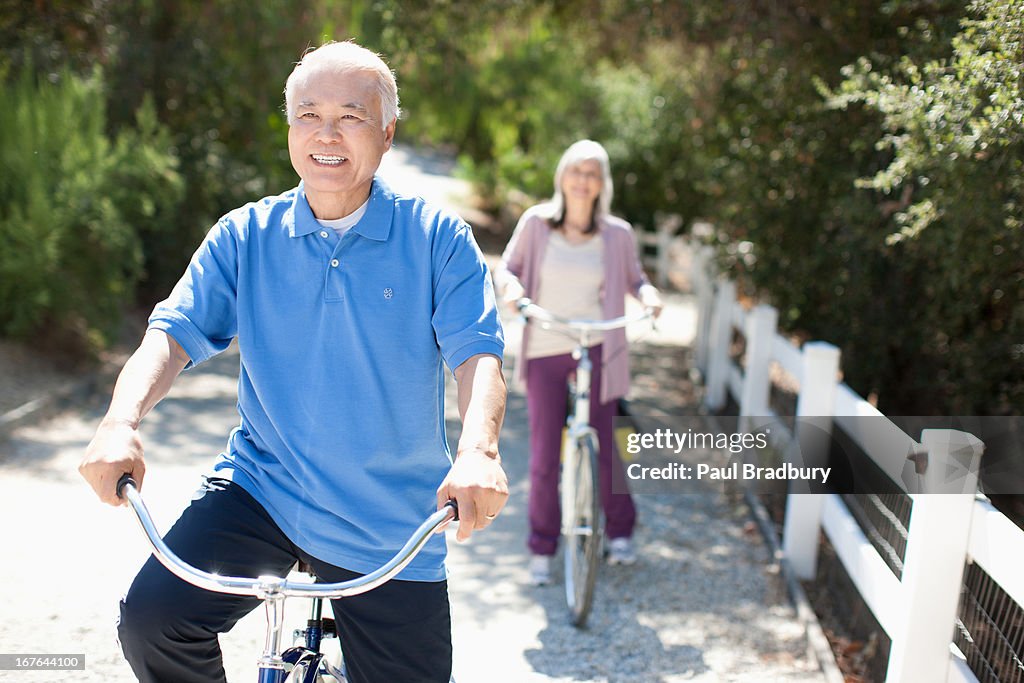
[116,474,458,600]
[516,298,654,332]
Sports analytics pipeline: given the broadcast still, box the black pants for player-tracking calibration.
[117,478,452,683]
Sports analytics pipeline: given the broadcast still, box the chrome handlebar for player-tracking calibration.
[516,298,654,333]
[117,475,457,599]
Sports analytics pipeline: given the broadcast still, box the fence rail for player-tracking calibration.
[681,233,1023,683]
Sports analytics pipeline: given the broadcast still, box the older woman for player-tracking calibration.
[496,139,662,585]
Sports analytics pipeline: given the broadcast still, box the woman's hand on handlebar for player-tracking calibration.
[501,282,526,314]
[79,416,146,507]
[639,286,664,319]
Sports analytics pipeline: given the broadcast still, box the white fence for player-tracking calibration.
[637,213,686,288]
[684,236,1024,683]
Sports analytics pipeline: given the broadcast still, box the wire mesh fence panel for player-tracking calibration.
[842,492,912,580]
[830,420,913,580]
[955,562,1024,683]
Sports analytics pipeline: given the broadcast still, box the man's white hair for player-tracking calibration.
[284,41,400,130]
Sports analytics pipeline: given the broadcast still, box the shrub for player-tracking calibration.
[818,0,1023,413]
[0,66,182,357]
[589,41,713,232]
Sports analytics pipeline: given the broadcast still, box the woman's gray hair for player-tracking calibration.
[284,41,400,130]
[548,139,614,224]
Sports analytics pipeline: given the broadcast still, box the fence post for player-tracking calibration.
[692,246,715,376]
[689,222,716,376]
[655,213,682,288]
[783,341,841,580]
[704,279,736,411]
[884,429,985,683]
[739,304,779,420]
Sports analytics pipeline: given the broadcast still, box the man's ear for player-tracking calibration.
[383,119,397,149]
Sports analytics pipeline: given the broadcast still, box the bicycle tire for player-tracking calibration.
[563,433,602,627]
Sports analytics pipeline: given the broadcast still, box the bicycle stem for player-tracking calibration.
[258,592,287,675]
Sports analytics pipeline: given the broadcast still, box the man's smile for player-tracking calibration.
[311,154,347,166]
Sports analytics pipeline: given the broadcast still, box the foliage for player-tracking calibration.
[0,66,182,355]
[588,43,711,231]
[0,0,113,75]
[99,1,326,297]
[813,0,1023,413]
[343,2,601,210]
[671,0,1022,414]
[1,0,1019,412]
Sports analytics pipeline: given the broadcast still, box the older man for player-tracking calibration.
[79,41,508,683]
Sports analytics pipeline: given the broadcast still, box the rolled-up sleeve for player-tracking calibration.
[431,223,504,372]
[148,219,239,368]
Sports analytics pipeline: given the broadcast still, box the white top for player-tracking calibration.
[317,198,370,237]
[527,231,604,359]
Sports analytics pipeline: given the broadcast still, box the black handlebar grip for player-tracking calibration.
[446,499,459,521]
[116,473,137,499]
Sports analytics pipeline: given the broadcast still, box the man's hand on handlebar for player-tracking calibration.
[436,447,509,542]
[79,416,146,506]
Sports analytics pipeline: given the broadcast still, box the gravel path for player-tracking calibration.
[446,301,823,682]
[0,146,823,682]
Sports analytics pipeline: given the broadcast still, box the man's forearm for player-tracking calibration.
[80,329,191,504]
[105,329,191,427]
[453,353,506,458]
[441,352,509,539]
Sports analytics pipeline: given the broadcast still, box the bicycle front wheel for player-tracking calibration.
[563,433,602,627]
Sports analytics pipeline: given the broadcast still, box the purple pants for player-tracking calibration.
[526,344,637,556]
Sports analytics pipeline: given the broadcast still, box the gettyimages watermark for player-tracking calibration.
[622,427,832,486]
[612,415,1023,496]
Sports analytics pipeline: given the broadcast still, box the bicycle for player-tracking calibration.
[117,474,458,683]
[516,299,653,627]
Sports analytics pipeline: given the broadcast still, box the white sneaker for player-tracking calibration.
[528,555,552,586]
[607,537,637,566]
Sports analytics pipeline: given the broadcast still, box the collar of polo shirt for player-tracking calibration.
[287,177,395,242]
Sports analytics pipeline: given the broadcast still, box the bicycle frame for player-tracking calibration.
[117,475,457,683]
[561,330,597,539]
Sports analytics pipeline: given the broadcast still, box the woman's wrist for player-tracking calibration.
[502,281,525,303]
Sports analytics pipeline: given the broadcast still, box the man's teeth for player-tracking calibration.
[312,154,346,165]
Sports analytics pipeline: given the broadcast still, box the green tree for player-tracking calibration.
[823,0,1023,413]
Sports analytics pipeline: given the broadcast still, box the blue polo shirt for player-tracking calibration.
[149,178,504,581]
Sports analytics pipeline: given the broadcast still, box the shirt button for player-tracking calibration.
[319,230,329,238]
[330,259,340,268]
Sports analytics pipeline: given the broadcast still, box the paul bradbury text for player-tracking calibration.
[626,462,832,484]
